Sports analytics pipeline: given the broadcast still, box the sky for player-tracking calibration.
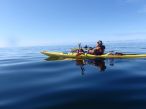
[0,0,146,47]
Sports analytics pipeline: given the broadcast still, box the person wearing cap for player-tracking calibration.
[94,40,105,55]
[88,40,105,55]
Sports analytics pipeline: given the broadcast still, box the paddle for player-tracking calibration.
[76,43,85,58]
[78,43,82,50]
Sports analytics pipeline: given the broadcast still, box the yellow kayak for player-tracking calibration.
[41,51,146,59]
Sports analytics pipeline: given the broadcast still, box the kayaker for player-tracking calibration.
[95,40,105,55]
[88,40,105,55]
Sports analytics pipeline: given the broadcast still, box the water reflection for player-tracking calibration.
[45,56,66,61]
[76,59,107,75]
[109,58,114,66]
[44,57,115,74]
[75,59,86,75]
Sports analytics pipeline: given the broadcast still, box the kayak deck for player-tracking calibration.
[41,51,146,59]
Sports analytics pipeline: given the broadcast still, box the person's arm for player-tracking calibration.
[94,46,100,50]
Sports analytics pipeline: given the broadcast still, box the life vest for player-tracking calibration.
[94,45,105,55]
[100,45,105,54]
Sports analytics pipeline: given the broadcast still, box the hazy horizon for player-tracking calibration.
[0,39,146,48]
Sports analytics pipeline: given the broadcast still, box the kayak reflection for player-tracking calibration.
[75,58,106,75]
[44,57,116,75]
[45,56,67,61]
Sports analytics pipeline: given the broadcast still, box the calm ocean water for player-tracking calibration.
[0,41,146,109]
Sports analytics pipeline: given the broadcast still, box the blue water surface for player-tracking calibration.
[0,41,146,109]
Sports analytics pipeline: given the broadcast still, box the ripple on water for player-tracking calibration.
[1,45,146,109]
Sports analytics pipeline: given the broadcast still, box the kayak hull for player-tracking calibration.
[41,51,146,59]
